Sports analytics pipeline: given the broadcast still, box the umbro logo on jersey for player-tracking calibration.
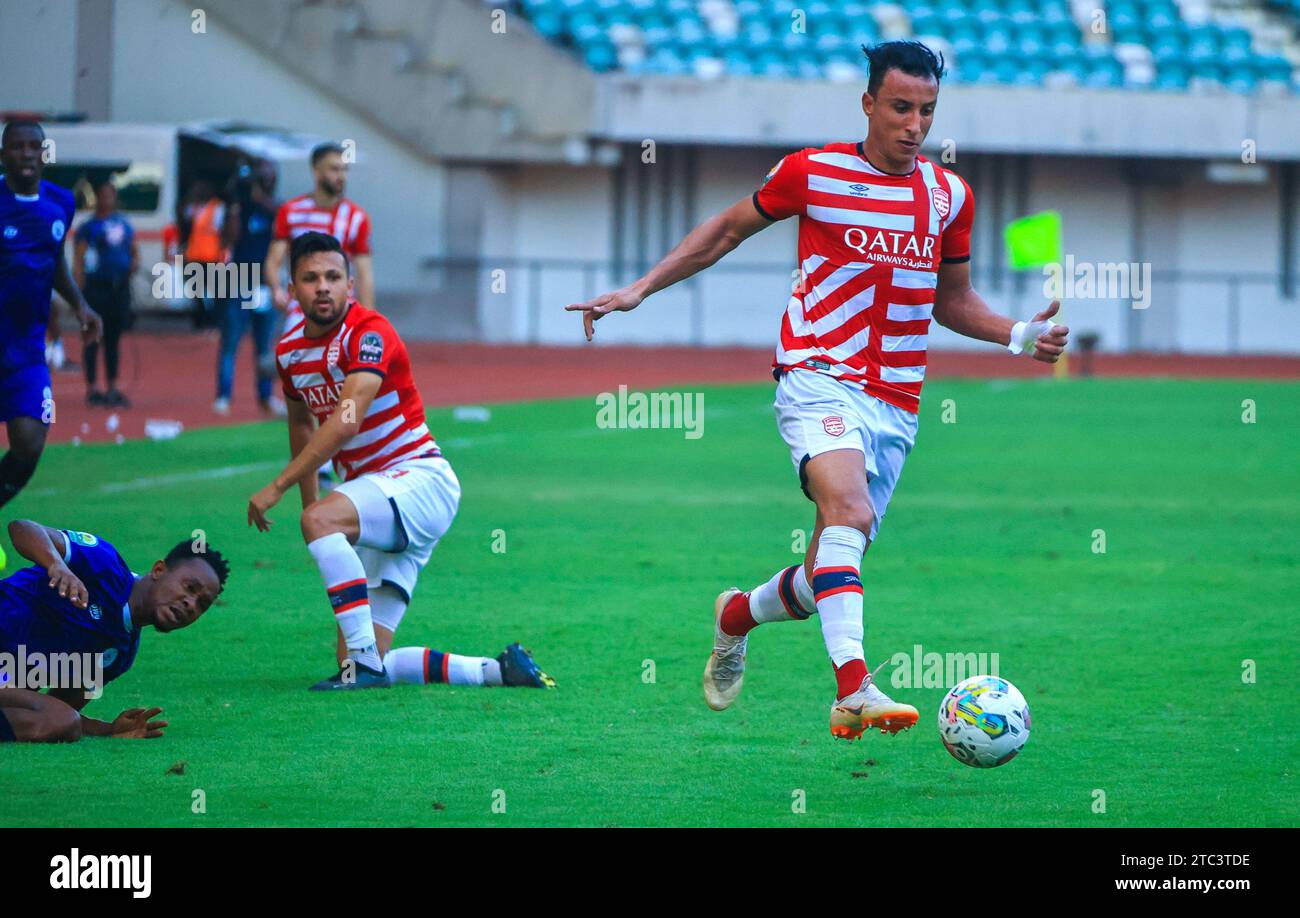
[3,225,15,238]
[89,604,102,620]
[848,183,871,196]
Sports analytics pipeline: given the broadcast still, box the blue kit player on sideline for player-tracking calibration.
[0,519,228,743]
[0,119,103,511]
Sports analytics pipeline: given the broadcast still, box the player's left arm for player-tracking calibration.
[247,371,383,530]
[45,687,168,739]
[7,520,89,609]
[53,232,102,345]
[933,261,1069,363]
[353,254,375,309]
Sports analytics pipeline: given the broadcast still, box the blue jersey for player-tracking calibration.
[75,211,134,280]
[0,177,75,369]
[0,530,141,686]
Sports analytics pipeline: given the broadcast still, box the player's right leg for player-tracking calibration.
[0,687,82,743]
[299,490,389,690]
[802,449,915,739]
[339,467,556,690]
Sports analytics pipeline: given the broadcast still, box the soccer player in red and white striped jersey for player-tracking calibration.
[248,232,554,691]
[567,41,1068,741]
[264,142,374,317]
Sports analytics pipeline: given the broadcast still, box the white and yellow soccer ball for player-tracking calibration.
[938,675,1031,768]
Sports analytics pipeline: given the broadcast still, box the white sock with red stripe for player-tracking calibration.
[306,533,381,672]
[812,526,868,698]
[719,565,816,636]
[383,647,503,686]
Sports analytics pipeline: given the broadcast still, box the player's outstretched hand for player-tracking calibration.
[110,707,168,739]
[47,562,89,609]
[565,286,644,341]
[247,483,284,532]
[1029,300,1069,363]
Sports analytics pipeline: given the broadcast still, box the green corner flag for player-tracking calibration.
[1003,210,1062,271]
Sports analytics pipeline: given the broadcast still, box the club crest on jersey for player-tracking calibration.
[52,220,66,241]
[358,332,384,364]
[326,339,341,367]
[931,187,951,221]
[822,416,846,437]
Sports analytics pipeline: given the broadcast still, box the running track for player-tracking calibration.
[25,331,1300,445]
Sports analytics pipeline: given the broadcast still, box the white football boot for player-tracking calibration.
[702,588,747,711]
[829,672,919,740]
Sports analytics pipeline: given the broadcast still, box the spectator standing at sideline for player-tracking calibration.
[73,179,137,408]
[214,160,284,418]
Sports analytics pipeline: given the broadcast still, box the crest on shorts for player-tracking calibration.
[931,186,951,221]
[822,415,846,437]
[326,339,341,367]
[358,331,384,364]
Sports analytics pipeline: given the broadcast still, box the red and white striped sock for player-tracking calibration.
[307,533,381,671]
[812,525,868,699]
[383,647,503,686]
[719,565,816,636]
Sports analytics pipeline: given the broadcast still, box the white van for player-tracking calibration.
[41,120,324,310]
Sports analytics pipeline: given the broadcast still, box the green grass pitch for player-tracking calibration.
[1,377,1296,827]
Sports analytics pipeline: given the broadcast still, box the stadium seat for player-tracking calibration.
[508,0,1299,94]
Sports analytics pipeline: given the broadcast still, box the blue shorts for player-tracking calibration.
[0,362,52,424]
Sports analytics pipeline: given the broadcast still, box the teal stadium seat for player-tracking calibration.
[511,0,1297,91]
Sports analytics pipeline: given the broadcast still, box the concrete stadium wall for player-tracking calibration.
[476,145,1299,354]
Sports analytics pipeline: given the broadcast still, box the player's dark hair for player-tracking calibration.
[289,230,350,279]
[165,541,230,590]
[863,40,945,96]
[2,118,45,147]
[310,142,345,166]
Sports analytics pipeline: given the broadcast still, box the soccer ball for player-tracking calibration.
[938,675,1031,768]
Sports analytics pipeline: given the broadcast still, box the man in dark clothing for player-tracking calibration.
[216,160,283,417]
[73,179,137,408]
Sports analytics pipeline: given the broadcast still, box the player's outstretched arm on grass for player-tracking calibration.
[247,371,383,531]
[6,520,88,609]
[565,195,771,341]
[44,686,168,739]
[933,261,1070,363]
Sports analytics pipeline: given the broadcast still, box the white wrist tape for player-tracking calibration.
[1008,319,1052,356]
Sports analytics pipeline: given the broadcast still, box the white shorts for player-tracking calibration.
[774,368,918,541]
[334,455,460,604]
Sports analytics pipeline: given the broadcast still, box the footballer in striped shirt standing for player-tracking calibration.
[567,41,1067,741]
[248,232,554,691]
[265,142,374,315]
